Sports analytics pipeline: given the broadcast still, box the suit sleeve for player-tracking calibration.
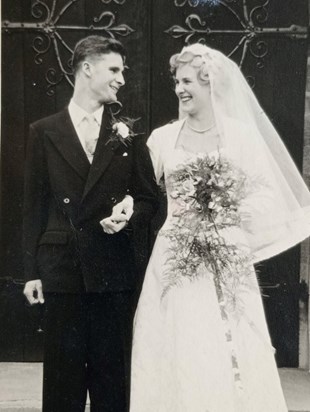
[129,135,159,231]
[23,124,49,282]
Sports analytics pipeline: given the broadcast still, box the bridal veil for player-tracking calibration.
[170,43,310,262]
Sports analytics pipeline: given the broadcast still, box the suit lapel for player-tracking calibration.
[46,108,90,180]
[82,108,120,200]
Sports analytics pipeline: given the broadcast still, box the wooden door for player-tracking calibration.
[1,0,308,365]
[150,0,309,367]
[1,0,152,361]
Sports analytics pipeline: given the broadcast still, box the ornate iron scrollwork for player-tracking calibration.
[101,0,127,4]
[175,0,222,6]
[2,0,134,95]
[93,11,134,36]
[249,0,269,25]
[166,0,308,70]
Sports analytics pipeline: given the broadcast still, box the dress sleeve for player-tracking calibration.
[147,131,164,185]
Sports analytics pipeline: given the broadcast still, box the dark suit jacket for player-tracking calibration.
[23,107,158,293]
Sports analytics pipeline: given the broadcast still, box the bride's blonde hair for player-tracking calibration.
[169,48,210,85]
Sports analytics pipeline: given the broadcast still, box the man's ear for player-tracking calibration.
[81,61,92,78]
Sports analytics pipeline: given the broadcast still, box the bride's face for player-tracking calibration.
[175,64,211,116]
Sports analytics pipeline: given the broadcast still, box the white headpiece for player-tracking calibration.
[171,43,310,262]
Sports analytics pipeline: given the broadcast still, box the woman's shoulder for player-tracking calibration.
[149,119,184,148]
[151,119,183,136]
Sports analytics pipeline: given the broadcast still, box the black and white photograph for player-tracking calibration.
[1,1,310,411]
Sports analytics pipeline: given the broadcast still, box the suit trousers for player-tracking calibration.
[42,291,135,412]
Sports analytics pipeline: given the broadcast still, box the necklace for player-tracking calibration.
[186,120,215,134]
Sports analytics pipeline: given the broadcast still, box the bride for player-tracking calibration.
[130,43,310,412]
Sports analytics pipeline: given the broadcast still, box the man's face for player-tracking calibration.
[88,52,125,104]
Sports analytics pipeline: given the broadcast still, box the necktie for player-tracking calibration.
[81,114,100,163]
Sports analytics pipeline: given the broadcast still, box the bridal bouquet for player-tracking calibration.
[161,152,264,313]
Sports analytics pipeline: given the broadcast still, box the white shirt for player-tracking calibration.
[68,99,104,161]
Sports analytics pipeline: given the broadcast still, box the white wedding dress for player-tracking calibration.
[130,121,288,412]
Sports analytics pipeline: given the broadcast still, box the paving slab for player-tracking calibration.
[279,368,310,412]
[0,363,309,411]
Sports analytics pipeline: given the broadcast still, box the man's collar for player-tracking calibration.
[68,99,104,127]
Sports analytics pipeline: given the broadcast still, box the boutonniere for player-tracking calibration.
[106,114,140,147]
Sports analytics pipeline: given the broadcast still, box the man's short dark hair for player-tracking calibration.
[71,35,126,76]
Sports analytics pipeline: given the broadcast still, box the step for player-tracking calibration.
[0,363,309,411]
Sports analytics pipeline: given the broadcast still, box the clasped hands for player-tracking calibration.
[100,195,134,234]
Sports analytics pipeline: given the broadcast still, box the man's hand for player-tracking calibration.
[100,195,134,234]
[100,214,128,234]
[23,280,44,305]
[112,195,134,221]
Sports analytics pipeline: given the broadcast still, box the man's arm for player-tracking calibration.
[23,123,49,304]
[100,136,159,235]
[127,135,159,274]
[129,134,159,230]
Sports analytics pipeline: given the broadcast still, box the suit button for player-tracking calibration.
[111,197,117,204]
[63,198,70,204]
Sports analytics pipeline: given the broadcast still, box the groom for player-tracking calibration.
[23,35,158,412]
